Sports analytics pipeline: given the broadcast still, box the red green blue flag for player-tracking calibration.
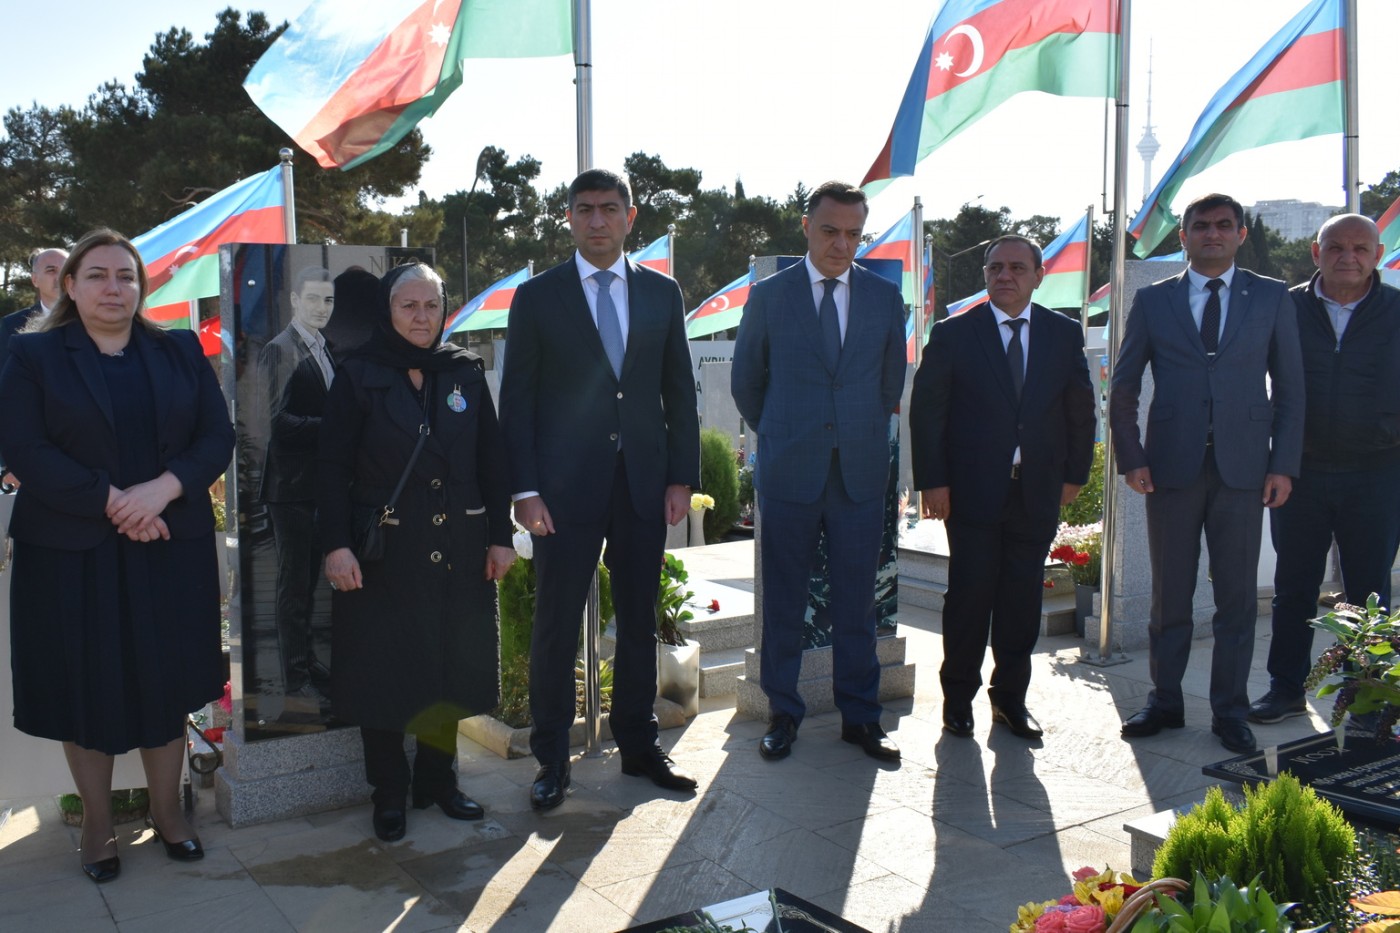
[857,212,918,307]
[1129,0,1344,257]
[1377,195,1400,255]
[861,0,1118,194]
[445,265,530,335]
[245,0,571,171]
[132,167,286,328]
[628,234,671,276]
[946,214,1090,314]
[686,270,754,339]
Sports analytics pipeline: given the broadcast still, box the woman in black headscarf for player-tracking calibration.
[317,262,513,841]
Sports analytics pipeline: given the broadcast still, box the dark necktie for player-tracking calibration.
[819,278,841,371]
[592,270,624,378]
[1201,278,1223,354]
[1005,317,1025,402]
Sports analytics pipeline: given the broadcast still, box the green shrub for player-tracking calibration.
[699,427,740,543]
[1152,775,1355,909]
[1059,441,1105,526]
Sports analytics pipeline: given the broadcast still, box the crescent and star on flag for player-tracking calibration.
[935,24,986,78]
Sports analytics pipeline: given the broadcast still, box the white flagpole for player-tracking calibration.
[278,148,297,244]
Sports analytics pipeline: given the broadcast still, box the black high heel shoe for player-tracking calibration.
[81,854,120,884]
[145,815,204,861]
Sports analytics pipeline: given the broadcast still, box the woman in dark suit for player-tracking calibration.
[0,229,234,883]
[317,263,513,842]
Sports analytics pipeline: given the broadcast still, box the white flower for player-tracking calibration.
[512,529,533,561]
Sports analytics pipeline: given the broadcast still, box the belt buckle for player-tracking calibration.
[1010,463,1021,480]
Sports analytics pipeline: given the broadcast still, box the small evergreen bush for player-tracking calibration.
[699,427,739,543]
[1059,441,1105,526]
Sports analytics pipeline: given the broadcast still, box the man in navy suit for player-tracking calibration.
[1111,193,1303,754]
[0,247,67,487]
[731,181,907,762]
[258,266,337,705]
[911,236,1096,741]
[500,169,701,810]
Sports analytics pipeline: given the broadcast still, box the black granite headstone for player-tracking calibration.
[623,888,872,933]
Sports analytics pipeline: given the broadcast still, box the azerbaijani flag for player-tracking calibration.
[444,265,530,335]
[1381,247,1400,289]
[686,272,753,339]
[245,0,571,171]
[132,167,286,325]
[945,215,1090,314]
[857,211,917,306]
[1129,0,1344,256]
[861,0,1118,193]
[1377,195,1400,255]
[628,234,671,276]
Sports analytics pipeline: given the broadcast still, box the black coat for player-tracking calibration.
[258,325,336,502]
[316,353,511,730]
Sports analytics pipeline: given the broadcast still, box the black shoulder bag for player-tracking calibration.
[351,385,431,562]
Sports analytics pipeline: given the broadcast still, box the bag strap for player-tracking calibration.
[380,379,433,522]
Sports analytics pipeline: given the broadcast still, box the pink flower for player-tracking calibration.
[1035,908,1071,932]
[217,681,232,714]
[1065,905,1107,933]
[1071,867,1100,882]
[1058,895,1082,906]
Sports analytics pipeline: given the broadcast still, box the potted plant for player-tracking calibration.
[1050,522,1102,636]
[656,552,700,717]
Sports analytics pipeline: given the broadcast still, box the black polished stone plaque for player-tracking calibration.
[1203,729,1400,826]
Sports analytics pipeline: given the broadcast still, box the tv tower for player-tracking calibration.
[1136,43,1161,206]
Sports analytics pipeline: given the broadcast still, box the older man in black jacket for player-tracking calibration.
[1250,213,1400,724]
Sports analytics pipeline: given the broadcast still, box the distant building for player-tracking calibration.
[1248,199,1340,242]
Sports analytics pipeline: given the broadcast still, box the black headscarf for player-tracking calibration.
[350,262,472,373]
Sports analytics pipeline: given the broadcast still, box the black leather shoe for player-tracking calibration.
[1212,717,1259,754]
[145,815,204,861]
[991,705,1044,739]
[1247,689,1307,724]
[620,749,699,791]
[531,762,571,811]
[1120,706,1185,738]
[412,789,484,821]
[942,706,974,737]
[81,855,120,884]
[371,799,407,841]
[759,713,798,760]
[841,722,901,761]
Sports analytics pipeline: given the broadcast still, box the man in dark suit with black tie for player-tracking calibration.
[1,247,67,488]
[1111,193,1303,754]
[258,265,337,703]
[911,235,1097,741]
[731,180,907,763]
[499,169,700,810]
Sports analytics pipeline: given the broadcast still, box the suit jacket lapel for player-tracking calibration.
[836,267,869,377]
[1217,270,1252,354]
[64,322,116,429]
[555,260,616,380]
[786,264,832,374]
[972,306,1019,408]
[1022,305,1053,403]
[132,328,175,436]
[621,259,648,382]
[1166,273,1205,356]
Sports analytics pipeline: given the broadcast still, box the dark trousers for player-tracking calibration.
[268,499,325,691]
[529,455,665,765]
[757,451,884,727]
[940,477,1057,710]
[360,721,458,805]
[1267,461,1400,696]
[1144,447,1263,720]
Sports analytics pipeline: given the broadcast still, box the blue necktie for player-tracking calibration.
[819,278,841,371]
[593,270,624,378]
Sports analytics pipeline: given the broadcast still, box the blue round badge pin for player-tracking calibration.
[446,385,467,413]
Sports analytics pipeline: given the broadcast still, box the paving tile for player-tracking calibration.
[116,889,294,933]
[98,843,260,922]
[501,804,706,889]
[594,859,754,924]
[626,785,799,862]
[808,872,962,933]
[708,762,901,832]
[712,826,887,899]
[402,836,633,933]
[0,872,116,931]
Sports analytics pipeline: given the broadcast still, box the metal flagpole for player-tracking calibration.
[1342,0,1359,212]
[912,197,925,328]
[278,148,297,244]
[667,223,676,278]
[572,0,603,758]
[1085,0,1131,666]
[1080,204,1094,342]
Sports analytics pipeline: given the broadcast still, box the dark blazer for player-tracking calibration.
[259,325,335,502]
[0,303,43,374]
[1109,268,1304,489]
[911,303,1097,523]
[730,261,906,505]
[499,257,700,519]
[0,322,235,549]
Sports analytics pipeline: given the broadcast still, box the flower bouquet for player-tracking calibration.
[1306,593,1400,737]
[1050,522,1102,588]
[1012,866,1149,933]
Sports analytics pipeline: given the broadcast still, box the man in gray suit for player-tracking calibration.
[731,180,907,763]
[1110,192,1304,754]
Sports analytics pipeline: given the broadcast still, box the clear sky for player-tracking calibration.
[4,0,1398,246]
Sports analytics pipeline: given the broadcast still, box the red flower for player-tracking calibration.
[1050,544,1075,562]
[708,599,720,612]
[1043,580,1055,589]
[1072,553,1090,566]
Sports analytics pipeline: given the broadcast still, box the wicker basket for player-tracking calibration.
[1105,878,1191,933]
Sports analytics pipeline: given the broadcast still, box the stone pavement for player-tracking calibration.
[0,543,1331,932]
